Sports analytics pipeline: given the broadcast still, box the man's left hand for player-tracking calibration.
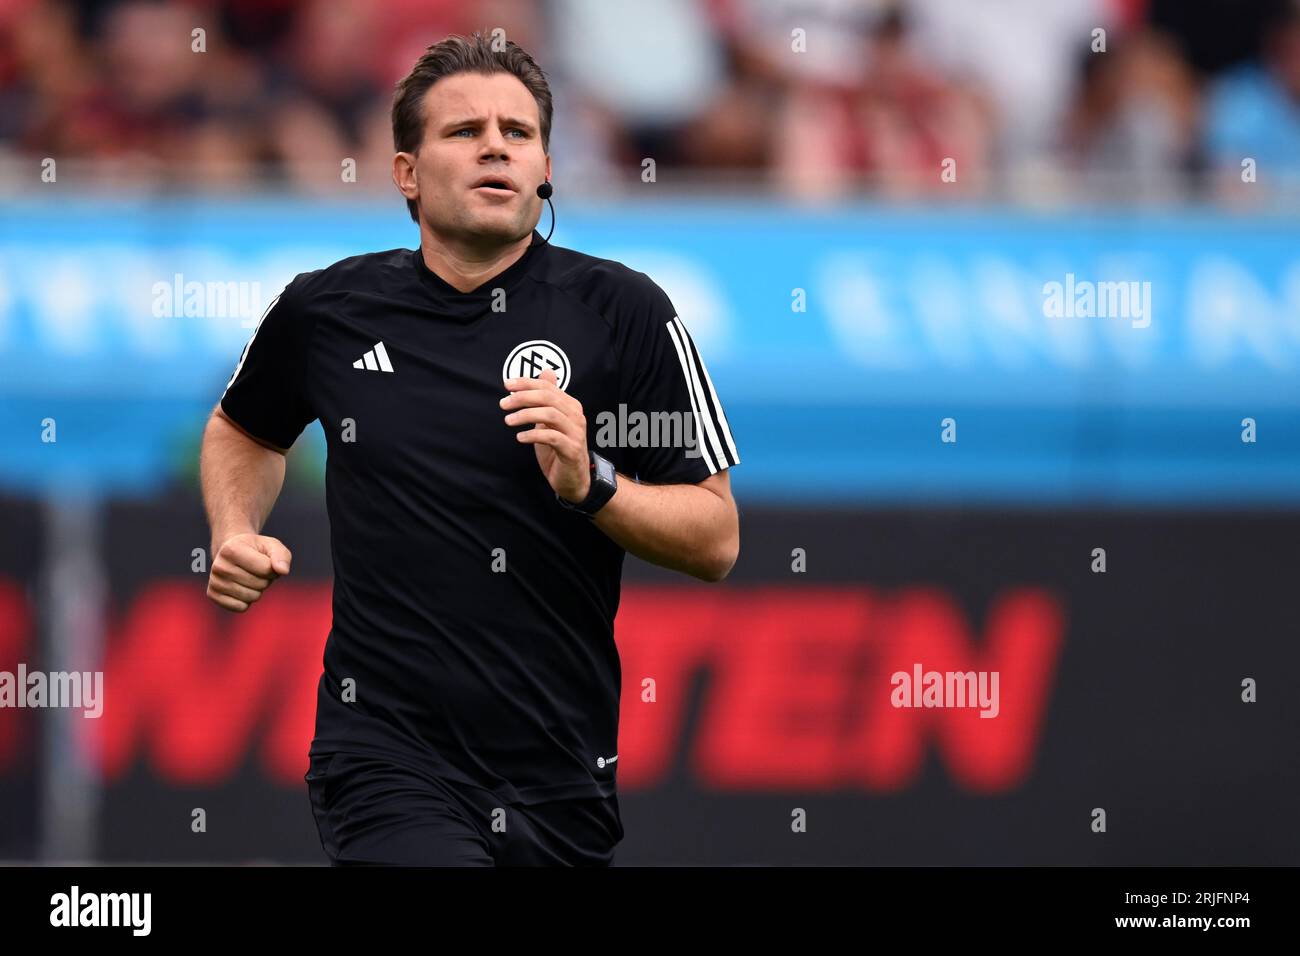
[500,367,590,503]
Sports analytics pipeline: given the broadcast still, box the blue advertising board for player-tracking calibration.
[1,198,1297,503]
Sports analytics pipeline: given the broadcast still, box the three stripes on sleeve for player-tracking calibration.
[664,315,740,476]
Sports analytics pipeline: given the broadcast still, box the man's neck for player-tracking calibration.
[419,228,533,294]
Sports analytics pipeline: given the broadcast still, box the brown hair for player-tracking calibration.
[392,32,553,223]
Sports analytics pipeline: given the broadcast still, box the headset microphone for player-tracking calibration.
[536,180,556,245]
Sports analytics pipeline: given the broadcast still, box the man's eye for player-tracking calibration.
[454,129,474,137]
[507,129,527,138]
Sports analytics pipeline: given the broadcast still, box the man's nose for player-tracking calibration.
[480,124,510,156]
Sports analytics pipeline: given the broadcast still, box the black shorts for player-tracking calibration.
[304,751,624,866]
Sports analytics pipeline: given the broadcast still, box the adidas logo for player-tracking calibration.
[353,342,394,372]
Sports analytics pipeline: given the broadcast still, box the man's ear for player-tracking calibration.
[393,151,418,201]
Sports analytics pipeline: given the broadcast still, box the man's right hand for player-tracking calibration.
[206,532,293,612]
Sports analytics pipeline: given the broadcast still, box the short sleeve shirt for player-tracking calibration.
[219,230,740,804]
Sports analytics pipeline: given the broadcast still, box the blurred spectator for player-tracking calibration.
[0,0,89,151]
[551,0,726,175]
[1204,0,1300,205]
[729,0,993,200]
[906,0,1113,179]
[724,0,885,198]
[0,0,1296,208]
[266,0,382,192]
[850,5,994,199]
[1061,29,1199,203]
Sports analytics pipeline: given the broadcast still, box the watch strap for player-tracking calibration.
[556,450,617,517]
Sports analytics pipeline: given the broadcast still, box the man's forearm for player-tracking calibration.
[592,474,738,582]
[200,408,287,551]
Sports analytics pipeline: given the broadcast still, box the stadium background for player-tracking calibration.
[1,0,1298,865]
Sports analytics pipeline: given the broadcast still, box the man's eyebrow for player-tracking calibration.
[443,116,537,132]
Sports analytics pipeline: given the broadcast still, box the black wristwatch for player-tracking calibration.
[556,450,618,517]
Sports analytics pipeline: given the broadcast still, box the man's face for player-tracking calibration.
[401,71,550,245]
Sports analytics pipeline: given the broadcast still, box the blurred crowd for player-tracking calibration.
[1,0,1299,205]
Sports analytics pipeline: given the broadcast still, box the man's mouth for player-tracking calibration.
[472,177,518,193]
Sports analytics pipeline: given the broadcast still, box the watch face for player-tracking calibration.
[595,456,616,484]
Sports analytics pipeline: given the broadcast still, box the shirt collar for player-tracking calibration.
[411,230,545,317]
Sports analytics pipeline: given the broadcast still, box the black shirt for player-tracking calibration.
[218,229,740,805]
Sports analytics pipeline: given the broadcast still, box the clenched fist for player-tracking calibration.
[207,533,292,612]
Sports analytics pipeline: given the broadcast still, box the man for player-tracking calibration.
[199,33,740,866]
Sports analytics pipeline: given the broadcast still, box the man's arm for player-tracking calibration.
[592,469,738,583]
[199,405,295,612]
[501,368,739,583]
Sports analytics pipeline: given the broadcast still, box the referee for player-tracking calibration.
[199,33,740,866]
